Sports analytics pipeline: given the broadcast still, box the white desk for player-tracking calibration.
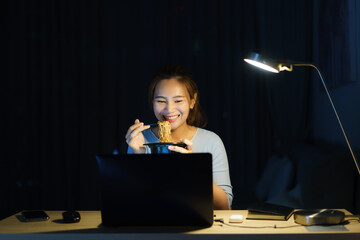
[0,210,359,239]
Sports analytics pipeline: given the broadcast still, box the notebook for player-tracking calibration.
[246,202,295,221]
[96,153,213,227]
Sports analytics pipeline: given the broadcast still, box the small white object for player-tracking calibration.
[229,214,244,223]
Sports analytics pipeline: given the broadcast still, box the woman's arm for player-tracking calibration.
[205,131,233,209]
[213,182,230,210]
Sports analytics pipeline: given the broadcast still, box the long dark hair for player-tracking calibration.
[148,65,207,128]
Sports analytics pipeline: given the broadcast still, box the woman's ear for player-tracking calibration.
[190,93,197,109]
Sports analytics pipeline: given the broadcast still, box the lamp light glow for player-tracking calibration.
[244,59,279,73]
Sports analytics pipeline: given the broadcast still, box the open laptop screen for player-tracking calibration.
[96,153,213,227]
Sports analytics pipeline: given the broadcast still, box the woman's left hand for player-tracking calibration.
[168,139,193,153]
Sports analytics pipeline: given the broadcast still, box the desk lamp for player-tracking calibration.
[244,52,360,225]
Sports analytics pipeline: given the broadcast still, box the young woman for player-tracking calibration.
[125,65,233,210]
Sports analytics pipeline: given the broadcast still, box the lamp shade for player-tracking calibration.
[244,53,280,73]
[244,53,294,73]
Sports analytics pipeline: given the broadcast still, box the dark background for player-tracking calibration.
[2,0,360,219]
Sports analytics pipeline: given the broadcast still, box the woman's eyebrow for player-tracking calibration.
[154,95,186,99]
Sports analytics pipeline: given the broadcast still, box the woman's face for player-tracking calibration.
[153,78,195,130]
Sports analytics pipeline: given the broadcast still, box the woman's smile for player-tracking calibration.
[164,114,180,122]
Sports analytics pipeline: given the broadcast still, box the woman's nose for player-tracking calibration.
[166,101,175,112]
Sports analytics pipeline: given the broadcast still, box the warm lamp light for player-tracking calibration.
[244,53,295,73]
[244,52,360,225]
[244,59,280,73]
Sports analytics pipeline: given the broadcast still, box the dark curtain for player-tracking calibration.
[314,0,358,88]
[2,0,313,218]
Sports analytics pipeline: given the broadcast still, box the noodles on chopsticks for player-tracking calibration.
[158,121,172,142]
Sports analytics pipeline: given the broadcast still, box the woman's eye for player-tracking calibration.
[175,100,183,103]
[156,100,166,103]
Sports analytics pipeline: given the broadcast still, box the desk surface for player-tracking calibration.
[0,210,359,240]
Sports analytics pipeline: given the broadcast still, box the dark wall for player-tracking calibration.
[311,0,360,147]
[3,0,359,219]
[311,0,360,149]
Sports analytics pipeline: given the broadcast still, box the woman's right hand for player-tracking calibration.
[125,119,151,154]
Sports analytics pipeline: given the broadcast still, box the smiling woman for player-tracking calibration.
[125,65,233,210]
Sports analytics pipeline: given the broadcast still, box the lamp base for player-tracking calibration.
[294,209,345,226]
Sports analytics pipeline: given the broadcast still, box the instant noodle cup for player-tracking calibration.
[144,142,187,154]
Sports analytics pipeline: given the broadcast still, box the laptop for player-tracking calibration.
[96,153,213,227]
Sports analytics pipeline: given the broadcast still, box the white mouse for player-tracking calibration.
[229,214,244,223]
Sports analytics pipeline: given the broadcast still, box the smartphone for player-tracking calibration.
[22,210,50,222]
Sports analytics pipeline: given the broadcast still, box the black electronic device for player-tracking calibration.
[22,210,50,222]
[96,153,213,227]
[62,211,81,223]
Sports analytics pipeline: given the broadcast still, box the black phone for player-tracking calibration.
[21,210,50,221]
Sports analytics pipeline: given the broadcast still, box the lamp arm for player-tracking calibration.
[293,63,360,175]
